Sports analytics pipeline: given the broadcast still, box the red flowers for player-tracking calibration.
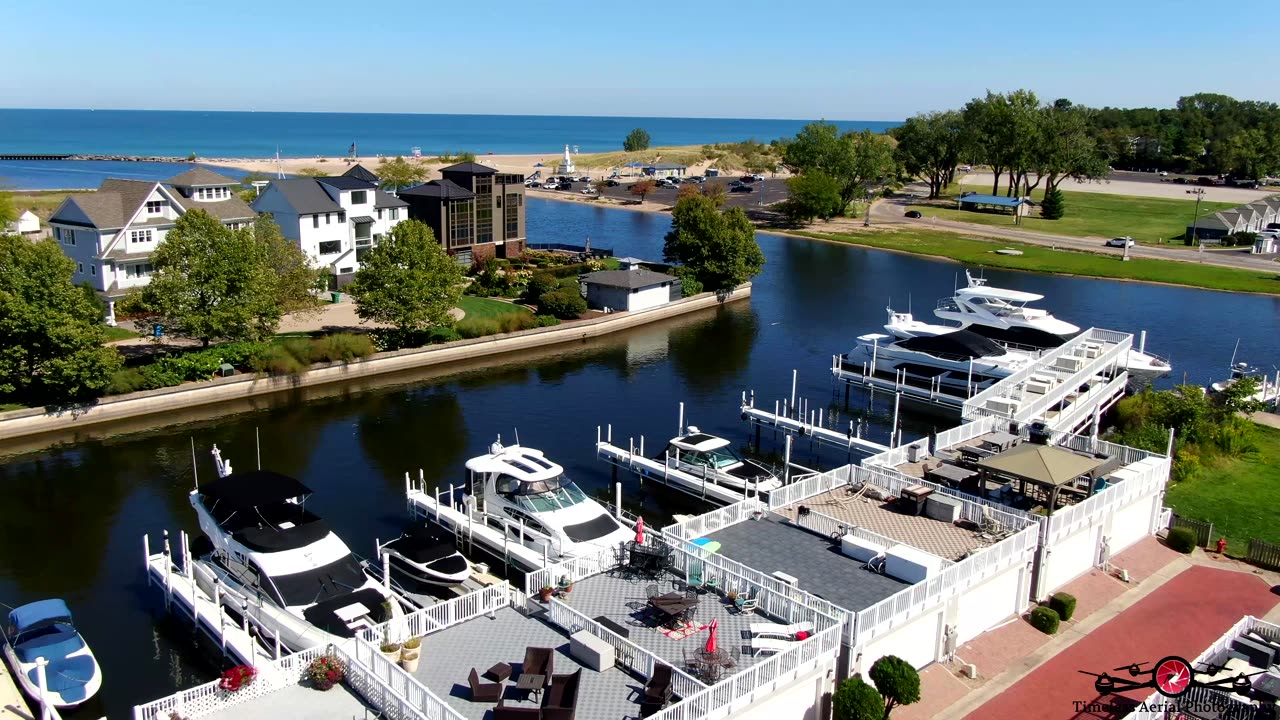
[219,665,257,692]
[308,654,346,691]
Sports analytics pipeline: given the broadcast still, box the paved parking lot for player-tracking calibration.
[532,175,789,210]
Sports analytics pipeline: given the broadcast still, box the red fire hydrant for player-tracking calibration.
[1217,538,1228,554]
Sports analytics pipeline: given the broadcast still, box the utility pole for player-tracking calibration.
[1189,188,1205,245]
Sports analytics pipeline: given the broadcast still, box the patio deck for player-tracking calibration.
[705,514,908,612]
[200,682,374,720]
[774,490,994,561]
[412,607,645,720]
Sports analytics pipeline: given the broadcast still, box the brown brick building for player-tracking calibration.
[398,162,526,264]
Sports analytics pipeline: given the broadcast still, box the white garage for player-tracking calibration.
[582,266,678,313]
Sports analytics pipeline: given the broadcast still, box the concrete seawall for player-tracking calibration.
[0,286,750,442]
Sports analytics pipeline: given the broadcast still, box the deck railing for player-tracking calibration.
[526,546,622,596]
[1125,616,1269,720]
[767,465,853,509]
[862,437,931,470]
[854,464,1036,531]
[1041,456,1170,545]
[792,507,914,564]
[348,636,463,720]
[360,582,513,645]
[933,415,999,453]
[662,497,768,540]
[647,622,843,720]
[132,645,326,720]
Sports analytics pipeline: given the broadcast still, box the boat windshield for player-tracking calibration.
[702,446,742,469]
[495,473,590,513]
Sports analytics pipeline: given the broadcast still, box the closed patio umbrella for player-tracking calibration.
[635,516,645,545]
[705,619,718,654]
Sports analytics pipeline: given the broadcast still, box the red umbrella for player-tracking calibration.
[635,516,645,545]
[705,619,718,654]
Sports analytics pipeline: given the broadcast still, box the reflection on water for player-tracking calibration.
[2,197,1280,717]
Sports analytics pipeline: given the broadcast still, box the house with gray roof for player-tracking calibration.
[252,175,408,289]
[398,162,527,265]
[47,168,254,322]
[580,265,679,312]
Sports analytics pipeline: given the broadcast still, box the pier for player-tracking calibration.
[740,372,890,459]
[594,424,768,505]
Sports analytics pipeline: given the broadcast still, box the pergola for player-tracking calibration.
[976,443,1118,514]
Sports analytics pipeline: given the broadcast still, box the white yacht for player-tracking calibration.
[380,525,471,590]
[463,439,634,561]
[661,428,783,495]
[2,600,102,708]
[847,329,1037,396]
[886,271,1171,384]
[188,450,406,651]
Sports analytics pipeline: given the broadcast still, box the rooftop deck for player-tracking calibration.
[411,606,645,720]
[200,683,373,720]
[706,513,909,612]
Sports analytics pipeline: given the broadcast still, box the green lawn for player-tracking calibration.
[456,295,533,321]
[1165,423,1280,552]
[797,227,1280,295]
[102,326,139,341]
[0,403,25,412]
[906,185,1237,244]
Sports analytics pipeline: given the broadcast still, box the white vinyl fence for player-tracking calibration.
[133,646,327,720]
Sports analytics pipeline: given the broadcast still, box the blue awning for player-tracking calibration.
[9,599,73,633]
[958,193,1026,208]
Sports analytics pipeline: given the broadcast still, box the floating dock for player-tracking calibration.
[740,384,889,459]
[593,424,765,506]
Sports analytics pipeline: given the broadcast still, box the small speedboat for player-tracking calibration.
[2,599,102,708]
[381,525,471,590]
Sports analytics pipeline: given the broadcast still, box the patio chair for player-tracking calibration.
[750,637,796,656]
[734,592,758,615]
[686,565,703,589]
[468,668,503,702]
[644,663,674,707]
[749,621,815,638]
[523,646,555,688]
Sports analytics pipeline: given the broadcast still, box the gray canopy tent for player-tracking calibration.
[976,442,1119,514]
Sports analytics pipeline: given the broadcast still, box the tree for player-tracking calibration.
[893,111,966,198]
[346,219,464,333]
[623,128,651,152]
[376,156,427,192]
[536,289,587,319]
[238,171,272,203]
[591,179,610,196]
[0,235,122,405]
[663,193,765,291]
[870,655,921,718]
[296,167,328,178]
[138,210,280,347]
[784,171,844,223]
[1038,103,1110,196]
[700,182,727,207]
[1039,188,1066,219]
[629,179,656,203]
[781,123,897,207]
[832,677,884,720]
[252,214,326,314]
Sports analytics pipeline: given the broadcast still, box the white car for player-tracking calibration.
[1106,236,1135,248]
[748,174,764,182]
[580,187,598,195]
[958,164,973,172]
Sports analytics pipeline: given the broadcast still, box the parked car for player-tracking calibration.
[1196,177,1217,186]
[748,174,765,182]
[1172,177,1189,184]
[581,187,598,195]
[1106,236,1135,248]
[958,164,973,172]
[685,176,705,184]
[605,179,620,187]
[729,184,753,193]
[904,210,922,219]
[526,181,542,188]
[577,176,591,183]
[739,175,757,184]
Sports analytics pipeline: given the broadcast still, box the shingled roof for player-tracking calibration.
[581,268,674,289]
[343,164,380,183]
[440,162,497,175]
[256,178,342,214]
[166,167,239,187]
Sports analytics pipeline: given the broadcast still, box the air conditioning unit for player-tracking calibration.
[1055,356,1085,372]
[1025,379,1052,395]
[986,397,1021,415]
[772,570,799,587]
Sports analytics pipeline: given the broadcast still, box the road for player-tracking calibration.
[530,175,790,211]
[869,187,1280,273]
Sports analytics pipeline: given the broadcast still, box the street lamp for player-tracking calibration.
[1189,188,1206,246]
[864,188,874,227]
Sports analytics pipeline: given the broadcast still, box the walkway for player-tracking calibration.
[0,658,31,720]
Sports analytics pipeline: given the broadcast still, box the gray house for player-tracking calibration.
[580,266,679,313]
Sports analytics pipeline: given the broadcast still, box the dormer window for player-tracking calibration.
[146,200,165,214]
[195,186,230,201]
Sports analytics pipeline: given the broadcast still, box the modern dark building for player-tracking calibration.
[398,162,526,264]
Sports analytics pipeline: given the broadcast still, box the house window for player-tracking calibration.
[338,211,346,223]
[372,233,382,245]
[313,215,319,229]
[146,201,164,214]
[448,200,474,248]
[130,229,153,243]
[77,263,83,273]
[354,221,372,241]
[339,267,354,274]
[60,228,75,245]
[505,193,519,239]
[125,262,154,279]
[389,208,399,220]
[90,265,96,275]
[326,213,331,224]
[318,240,341,255]
[376,208,383,220]
[350,190,367,205]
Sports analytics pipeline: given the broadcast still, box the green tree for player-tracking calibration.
[629,178,657,203]
[623,128,651,152]
[346,219,464,333]
[663,193,765,291]
[376,156,427,192]
[832,677,884,720]
[700,182,727,207]
[784,171,844,224]
[870,655,921,718]
[296,167,328,178]
[892,111,966,198]
[139,210,280,347]
[1039,188,1066,219]
[253,214,326,314]
[780,123,897,207]
[0,235,122,405]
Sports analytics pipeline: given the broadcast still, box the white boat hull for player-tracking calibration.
[2,641,102,709]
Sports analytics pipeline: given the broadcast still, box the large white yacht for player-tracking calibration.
[885,271,1171,384]
[463,439,634,561]
[847,329,1037,396]
[660,428,783,495]
[189,450,405,650]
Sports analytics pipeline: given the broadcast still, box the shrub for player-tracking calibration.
[535,316,561,327]
[1049,592,1077,622]
[548,262,593,278]
[832,677,883,720]
[526,272,558,302]
[538,289,587,319]
[497,313,538,333]
[869,655,920,714]
[311,333,375,363]
[1029,606,1060,635]
[673,266,703,297]
[105,368,148,395]
[456,318,500,339]
[1039,188,1066,220]
[1167,526,1198,553]
[139,363,185,390]
[252,344,310,376]
[428,327,463,344]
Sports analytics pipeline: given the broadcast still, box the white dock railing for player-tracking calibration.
[862,437,931,470]
[360,583,513,645]
[791,507,912,564]
[132,646,326,720]
[855,464,1037,531]
[526,546,620,596]
[663,496,768,540]
[932,415,1000,453]
[348,637,463,720]
[1041,456,1171,545]
[767,465,852,509]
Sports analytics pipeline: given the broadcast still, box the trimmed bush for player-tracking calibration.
[1029,606,1060,635]
[535,316,561,327]
[1167,526,1198,553]
[526,272,558,302]
[252,345,310,376]
[311,333,375,363]
[537,289,587,319]
[105,368,148,395]
[429,327,462,344]
[1049,592,1077,622]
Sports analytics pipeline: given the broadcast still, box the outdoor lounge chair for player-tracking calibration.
[750,637,796,656]
[494,698,541,719]
[468,668,503,702]
[734,592,758,615]
[542,668,582,720]
[644,663,674,708]
[748,621,815,638]
[524,646,555,688]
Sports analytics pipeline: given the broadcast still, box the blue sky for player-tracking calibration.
[3,0,1276,119]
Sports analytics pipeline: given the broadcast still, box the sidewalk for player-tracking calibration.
[0,658,32,720]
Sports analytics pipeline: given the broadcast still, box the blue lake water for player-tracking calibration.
[0,160,251,190]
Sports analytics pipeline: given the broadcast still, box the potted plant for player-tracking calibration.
[308,654,346,691]
[380,640,402,662]
[538,585,554,602]
[400,636,422,672]
[219,665,257,693]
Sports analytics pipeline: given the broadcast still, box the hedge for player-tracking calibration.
[1167,527,1198,553]
[1049,592,1077,622]
[1029,606,1060,635]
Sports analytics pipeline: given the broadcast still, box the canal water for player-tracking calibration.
[2,198,1279,717]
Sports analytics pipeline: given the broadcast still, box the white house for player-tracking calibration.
[5,210,40,235]
[47,168,255,324]
[251,170,407,289]
[580,265,678,312]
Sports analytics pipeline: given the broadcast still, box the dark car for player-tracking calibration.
[729,184,753,193]
[605,179,620,187]
[1171,177,1189,184]
[739,175,757,183]
[904,210,922,219]
[1196,177,1216,186]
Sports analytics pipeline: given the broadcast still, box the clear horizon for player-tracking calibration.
[3,0,1278,118]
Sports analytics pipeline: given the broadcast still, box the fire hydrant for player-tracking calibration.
[1217,538,1228,554]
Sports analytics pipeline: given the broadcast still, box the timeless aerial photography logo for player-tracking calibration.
[1076,654,1267,710]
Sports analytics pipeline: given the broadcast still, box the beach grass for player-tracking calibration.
[796,227,1280,295]
[8,189,91,221]
[1164,423,1280,552]
[456,295,532,321]
[906,185,1237,244]
[567,143,778,173]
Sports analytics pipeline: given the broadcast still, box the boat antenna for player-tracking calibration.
[191,438,199,489]
[255,427,262,470]
[513,428,521,447]
[908,294,912,315]
[1228,338,1240,370]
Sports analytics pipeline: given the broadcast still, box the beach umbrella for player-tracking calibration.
[705,619,718,654]
[635,516,645,545]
